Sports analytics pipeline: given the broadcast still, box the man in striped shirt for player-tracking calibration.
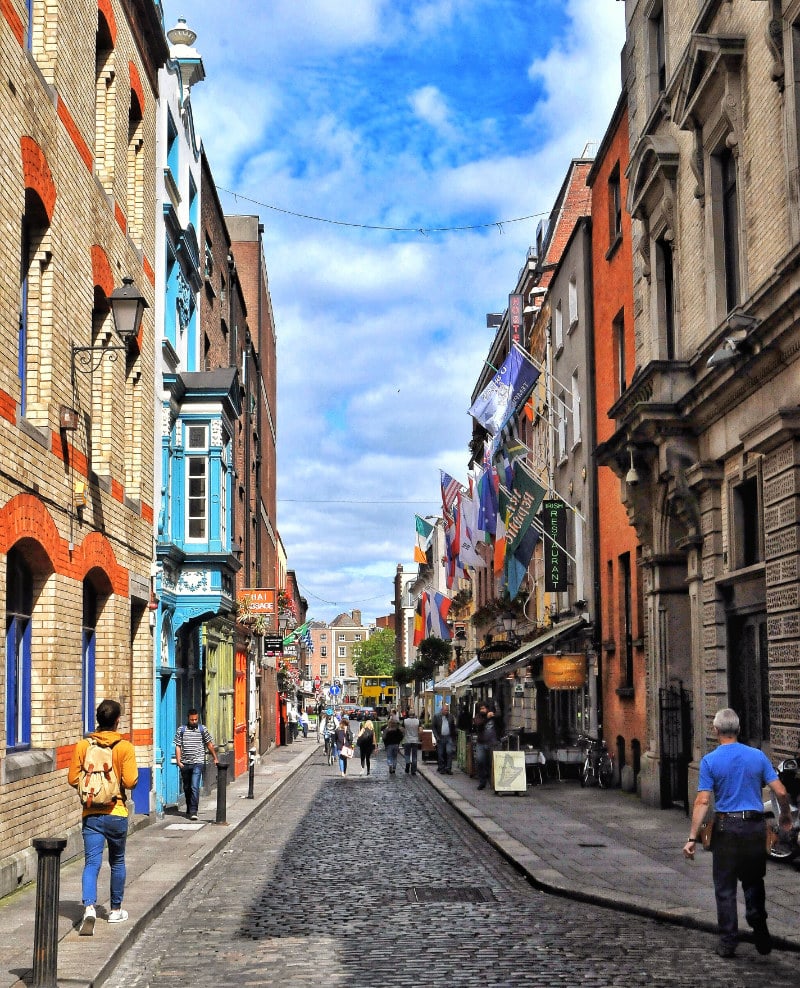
[174,709,218,820]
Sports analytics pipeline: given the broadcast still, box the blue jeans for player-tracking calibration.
[403,743,418,773]
[180,763,204,816]
[337,746,349,774]
[437,736,455,772]
[711,816,767,947]
[385,744,400,770]
[81,813,129,909]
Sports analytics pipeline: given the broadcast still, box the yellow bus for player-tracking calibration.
[357,676,397,716]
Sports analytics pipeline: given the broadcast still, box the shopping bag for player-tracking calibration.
[341,745,355,759]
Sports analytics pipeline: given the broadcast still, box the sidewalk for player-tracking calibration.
[418,759,800,953]
[0,738,319,988]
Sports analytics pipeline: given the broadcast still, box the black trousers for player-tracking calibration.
[711,816,767,946]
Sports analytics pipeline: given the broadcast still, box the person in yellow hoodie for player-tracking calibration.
[68,698,138,935]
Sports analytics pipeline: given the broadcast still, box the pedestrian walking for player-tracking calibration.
[683,707,792,958]
[287,702,298,741]
[402,707,421,775]
[315,700,325,742]
[174,708,219,820]
[356,718,377,775]
[68,698,139,935]
[432,701,457,774]
[473,701,498,790]
[382,716,404,775]
[335,716,354,777]
[298,708,309,739]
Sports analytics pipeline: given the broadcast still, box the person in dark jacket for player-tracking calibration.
[473,702,499,790]
[356,718,377,775]
[382,717,404,775]
[432,702,457,774]
[335,717,354,777]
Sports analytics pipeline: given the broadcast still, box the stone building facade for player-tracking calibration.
[0,0,166,896]
[600,0,800,805]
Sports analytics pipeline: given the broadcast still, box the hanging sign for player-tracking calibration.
[543,653,587,689]
[508,293,524,345]
[238,588,276,614]
[542,500,567,592]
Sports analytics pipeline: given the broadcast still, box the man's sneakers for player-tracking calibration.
[108,909,129,924]
[752,920,773,955]
[190,814,198,821]
[715,941,736,958]
[78,904,96,936]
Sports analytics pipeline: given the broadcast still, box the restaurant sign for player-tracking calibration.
[543,653,587,689]
[542,500,567,592]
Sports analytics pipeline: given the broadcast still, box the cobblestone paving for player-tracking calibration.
[104,752,798,988]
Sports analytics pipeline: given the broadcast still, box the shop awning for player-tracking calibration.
[432,656,483,693]
[468,616,586,686]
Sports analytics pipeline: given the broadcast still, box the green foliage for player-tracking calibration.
[417,636,451,675]
[352,627,396,676]
[392,664,415,686]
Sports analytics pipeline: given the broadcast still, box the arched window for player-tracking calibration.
[5,548,33,750]
[95,10,116,191]
[20,190,52,422]
[82,579,98,735]
[127,86,144,244]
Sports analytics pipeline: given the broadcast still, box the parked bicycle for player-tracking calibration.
[578,734,614,789]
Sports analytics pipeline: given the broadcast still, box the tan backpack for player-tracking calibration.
[78,738,121,808]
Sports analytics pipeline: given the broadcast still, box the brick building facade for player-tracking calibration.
[0,0,166,896]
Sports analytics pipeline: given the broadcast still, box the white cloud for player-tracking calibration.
[160,0,626,623]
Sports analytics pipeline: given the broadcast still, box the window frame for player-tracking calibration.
[185,423,209,542]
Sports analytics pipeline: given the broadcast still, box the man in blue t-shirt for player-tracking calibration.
[683,708,792,958]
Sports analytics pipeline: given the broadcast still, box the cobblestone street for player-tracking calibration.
[102,750,798,988]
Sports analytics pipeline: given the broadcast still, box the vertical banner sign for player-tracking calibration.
[543,500,567,592]
[509,293,523,345]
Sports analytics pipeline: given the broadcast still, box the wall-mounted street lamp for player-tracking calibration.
[500,610,520,646]
[71,277,148,379]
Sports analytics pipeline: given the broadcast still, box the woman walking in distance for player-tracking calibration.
[356,718,377,775]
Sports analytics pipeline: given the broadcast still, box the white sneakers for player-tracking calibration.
[78,905,96,936]
[79,904,128,933]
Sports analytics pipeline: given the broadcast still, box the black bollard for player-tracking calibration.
[32,837,67,988]
[247,747,256,799]
[215,760,229,824]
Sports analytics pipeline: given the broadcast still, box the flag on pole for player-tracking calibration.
[414,514,434,564]
[413,593,426,647]
[425,590,453,639]
[505,524,540,601]
[505,461,546,559]
[440,470,462,518]
[468,345,541,436]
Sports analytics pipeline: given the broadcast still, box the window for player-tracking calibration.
[554,302,563,352]
[568,277,578,330]
[613,310,626,398]
[82,580,98,736]
[186,425,208,541]
[647,2,666,106]
[321,632,327,640]
[95,11,116,192]
[167,111,179,181]
[556,391,566,461]
[19,195,52,424]
[655,239,675,359]
[338,663,346,677]
[189,174,198,231]
[6,548,32,750]
[320,663,328,677]
[729,616,769,746]
[127,89,144,245]
[320,646,327,658]
[571,370,581,446]
[718,147,741,314]
[731,474,762,569]
[620,552,634,689]
[338,633,345,641]
[608,164,622,244]
[354,633,362,641]
[338,646,346,658]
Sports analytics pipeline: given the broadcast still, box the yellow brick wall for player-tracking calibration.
[0,0,161,895]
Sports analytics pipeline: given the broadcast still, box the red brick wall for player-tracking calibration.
[589,102,646,770]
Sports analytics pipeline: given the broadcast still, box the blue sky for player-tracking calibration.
[160,0,626,624]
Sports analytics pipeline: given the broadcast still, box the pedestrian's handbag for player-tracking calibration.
[341,745,355,759]
[698,813,715,850]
